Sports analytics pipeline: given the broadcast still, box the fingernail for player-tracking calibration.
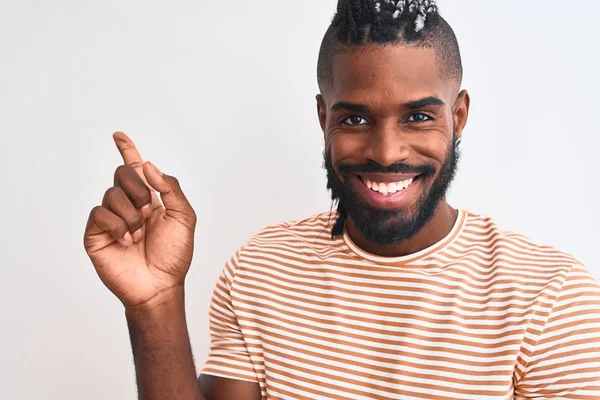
[140,204,152,219]
[123,232,133,247]
[132,228,143,243]
[149,162,162,176]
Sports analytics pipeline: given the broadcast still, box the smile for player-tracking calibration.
[358,176,418,196]
[348,173,422,210]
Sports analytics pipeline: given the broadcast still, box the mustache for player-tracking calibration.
[337,160,436,176]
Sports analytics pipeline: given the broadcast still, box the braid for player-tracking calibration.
[332,0,376,44]
[406,1,437,31]
[332,0,440,43]
[376,0,438,32]
[318,0,462,91]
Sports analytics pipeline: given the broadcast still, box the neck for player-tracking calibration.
[345,201,458,258]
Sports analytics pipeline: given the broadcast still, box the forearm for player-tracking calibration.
[126,286,204,400]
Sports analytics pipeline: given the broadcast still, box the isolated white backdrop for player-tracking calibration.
[1,0,599,398]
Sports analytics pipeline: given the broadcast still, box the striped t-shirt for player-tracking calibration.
[200,210,600,400]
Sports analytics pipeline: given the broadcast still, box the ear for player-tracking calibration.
[316,94,327,138]
[453,89,470,140]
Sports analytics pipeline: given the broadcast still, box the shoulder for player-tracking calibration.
[461,210,582,269]
[246,211,337,245]
[460,211,600,314]
[455,210,595,296]
[233,211,340,266]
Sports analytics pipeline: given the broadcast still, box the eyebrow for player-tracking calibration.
[330,96,446,113]
[330,102,371,113]
[405,96,446,109]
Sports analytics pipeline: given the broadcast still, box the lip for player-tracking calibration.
[349,173,422,210]
[356,172,420,183]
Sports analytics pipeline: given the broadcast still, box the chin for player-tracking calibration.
[353,204,416,235]
[347,178,440,245]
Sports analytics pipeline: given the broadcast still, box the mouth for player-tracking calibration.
[348,173,423,210]
[356,174,421,196]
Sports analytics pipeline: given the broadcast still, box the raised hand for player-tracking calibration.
[84,132,197,310]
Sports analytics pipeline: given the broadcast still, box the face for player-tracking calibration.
[318,45,469,245]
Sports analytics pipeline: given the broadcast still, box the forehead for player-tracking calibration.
[329,45,451,105]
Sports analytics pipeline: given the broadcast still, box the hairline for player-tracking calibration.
[318,40,462,97]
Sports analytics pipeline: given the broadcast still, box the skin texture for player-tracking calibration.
[318,44,470,257]
[83,43,469,399]
[199,376,262,400]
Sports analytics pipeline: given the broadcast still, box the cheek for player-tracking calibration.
[412,133,451,165]
[327,131,369,166]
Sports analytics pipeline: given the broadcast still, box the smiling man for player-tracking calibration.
[84,1,600,399]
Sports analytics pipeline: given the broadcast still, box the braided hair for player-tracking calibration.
[334,0,438,43]
[317,0,463,238]
[318,0,462,91]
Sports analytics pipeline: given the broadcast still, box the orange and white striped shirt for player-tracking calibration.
[201,210,600,399]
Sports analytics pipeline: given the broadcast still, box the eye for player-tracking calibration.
[407,113,433,123]
[342,116,369,126]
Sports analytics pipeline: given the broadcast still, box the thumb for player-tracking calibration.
[142,161,196,227]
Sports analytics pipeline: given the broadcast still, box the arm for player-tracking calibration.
[199,375,262,400]
[127,287,262,400]
[197,248,263,399]
[84,133,260,400]
[127,287,203,400]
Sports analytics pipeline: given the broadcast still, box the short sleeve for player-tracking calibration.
[200,248,259,383]
[515,264,600,399]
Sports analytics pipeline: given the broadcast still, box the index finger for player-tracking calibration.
[112,131,161,209]
[113,131,144,169]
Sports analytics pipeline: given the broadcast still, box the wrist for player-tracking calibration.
[125,285,186,318]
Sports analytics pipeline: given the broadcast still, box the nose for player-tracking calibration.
[364,120,410,167]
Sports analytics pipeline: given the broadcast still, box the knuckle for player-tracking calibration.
[90,205,104,218]
[133,187,151,203]
[128,160,144,169]
[117,218,128,232]
[108,216,127,232]
[129,213,144,230]
[114,164,132,180]
[114,164,127,177]
[103,187,125,208]
[168,175,180,187]
[115,164,130,174]
[104,186,122,199]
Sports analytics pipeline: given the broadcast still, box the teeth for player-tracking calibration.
[362,177,416,195]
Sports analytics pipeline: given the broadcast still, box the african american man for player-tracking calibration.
[83,1,600,399]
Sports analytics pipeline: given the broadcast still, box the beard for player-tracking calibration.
[324,135,461,246]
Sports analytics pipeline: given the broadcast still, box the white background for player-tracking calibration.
[1,0,599,398]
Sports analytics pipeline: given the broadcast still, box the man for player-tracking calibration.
[84,0,600,399]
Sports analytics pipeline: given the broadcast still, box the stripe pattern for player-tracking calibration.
[201,210,600,399]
